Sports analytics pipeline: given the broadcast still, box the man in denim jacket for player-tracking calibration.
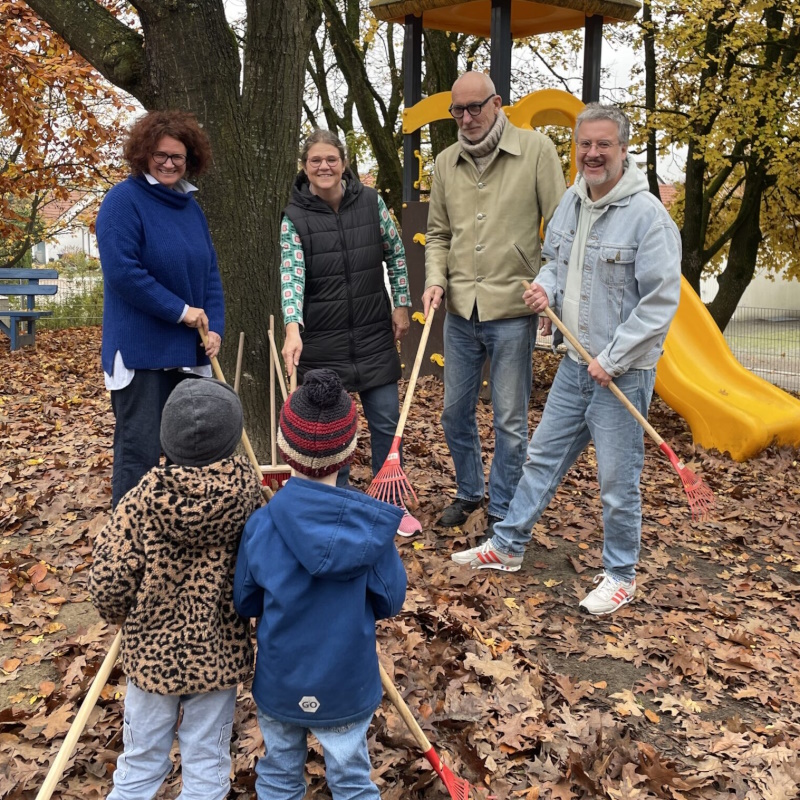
[452,104,681,616]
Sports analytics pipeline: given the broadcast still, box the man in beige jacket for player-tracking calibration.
[422,71,565,539]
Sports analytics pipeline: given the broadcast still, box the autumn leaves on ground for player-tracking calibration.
[2,327,799,800]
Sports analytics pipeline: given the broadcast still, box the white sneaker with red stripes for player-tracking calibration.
[450,539,522,572]
[579,573,636,615]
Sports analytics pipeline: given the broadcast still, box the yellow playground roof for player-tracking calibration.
[370,0,641,37]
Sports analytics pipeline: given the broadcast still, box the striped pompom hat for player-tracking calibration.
[278,369,358,478]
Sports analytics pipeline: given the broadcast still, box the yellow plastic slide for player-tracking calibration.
[655,277,800,461]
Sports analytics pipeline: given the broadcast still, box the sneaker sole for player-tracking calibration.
[578,594,634,616]
[451,557,522,572]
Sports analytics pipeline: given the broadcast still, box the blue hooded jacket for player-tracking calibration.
[233,477,406,726]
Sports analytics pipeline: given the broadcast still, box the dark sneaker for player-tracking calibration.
[579,573,636,615]
[437,498,482,527]
[475,515,503,546]
[485,515,502,537]
[451,540,522,572]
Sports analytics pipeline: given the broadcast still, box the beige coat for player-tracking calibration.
[425,122,566,321]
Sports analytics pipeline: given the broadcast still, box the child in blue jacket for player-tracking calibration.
[234,369,407,800]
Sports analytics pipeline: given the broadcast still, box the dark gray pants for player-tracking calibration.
[110,370,190,508]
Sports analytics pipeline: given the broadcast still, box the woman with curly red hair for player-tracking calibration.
[96,110,225,508]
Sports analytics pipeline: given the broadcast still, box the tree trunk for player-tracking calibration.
[23,0,311,457]
[642,0,661,201]
[707,177,764,332]
[317,0,403,206]
[423,30,460,160]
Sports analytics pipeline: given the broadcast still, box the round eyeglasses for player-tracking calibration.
[448,94,495,119]
[306,156,342,169]
[152,152,187,166]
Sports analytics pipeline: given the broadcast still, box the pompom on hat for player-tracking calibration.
[278,369,358,478]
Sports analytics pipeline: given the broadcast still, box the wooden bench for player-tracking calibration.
[0,268,59,351]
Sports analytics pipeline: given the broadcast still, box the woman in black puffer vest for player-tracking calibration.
[280,130,414,497]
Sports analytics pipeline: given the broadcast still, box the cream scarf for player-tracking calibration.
[458,109,507,174]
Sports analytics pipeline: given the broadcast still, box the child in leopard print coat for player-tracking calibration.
[90,378,262,800]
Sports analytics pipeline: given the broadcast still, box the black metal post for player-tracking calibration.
[403,14,423,203]
[490,0,512,103]
[582,14,603,103]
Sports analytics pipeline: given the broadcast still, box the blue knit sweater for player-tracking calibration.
[96,175,225,373]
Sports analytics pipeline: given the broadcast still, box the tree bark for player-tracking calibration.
[641,0,661,201]
[317,0,403,206]
[22,0,311,457]
[423,30,460,160]
[707,176,764,331]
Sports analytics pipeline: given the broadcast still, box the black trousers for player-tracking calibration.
[110,369,191,508]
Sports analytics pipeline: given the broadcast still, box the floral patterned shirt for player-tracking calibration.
[280,194,411,327]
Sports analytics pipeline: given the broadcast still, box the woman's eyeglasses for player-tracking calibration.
[306,156,342,169]
[152,152,187,166]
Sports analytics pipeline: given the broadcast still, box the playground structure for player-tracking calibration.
[370,0,800,461]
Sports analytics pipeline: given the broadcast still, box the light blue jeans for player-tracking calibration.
[109,681,236,800]
[492,356,656,581]
[337,381,399,487]
[255,710,379,800]
[441,310,537,518]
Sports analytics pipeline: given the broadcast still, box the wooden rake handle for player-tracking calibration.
[199,332,268,483]
[267,325,289,402]
[523,281,664,447]
[379,663,433,752]
[395,306,436,441]
[35,630,123,800]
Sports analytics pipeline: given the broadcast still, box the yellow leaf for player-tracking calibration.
[543,579,562,588]
[26,458,44,466]
[503,597,519,609]
[645,708,660,724]
[412,541,425,550]
[430,353,444,367]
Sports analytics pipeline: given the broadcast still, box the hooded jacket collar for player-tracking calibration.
[289,167,363,214]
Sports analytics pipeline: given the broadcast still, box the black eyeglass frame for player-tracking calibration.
[152,151,188,166]
[448,94,496,119]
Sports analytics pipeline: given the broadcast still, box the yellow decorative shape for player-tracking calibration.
[430,353,444,367]
[412,311,427,324]
[412,232,426,246]
[403,92,453,134]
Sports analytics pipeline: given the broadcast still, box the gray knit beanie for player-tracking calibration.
[160,378,243,467]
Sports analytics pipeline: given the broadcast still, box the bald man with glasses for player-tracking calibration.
[423,71,565,541]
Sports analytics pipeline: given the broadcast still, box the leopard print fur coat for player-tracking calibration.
[89,456,262,695]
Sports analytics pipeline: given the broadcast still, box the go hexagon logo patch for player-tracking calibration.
[299,696,320,713]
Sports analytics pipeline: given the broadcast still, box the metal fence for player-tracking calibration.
[535,306,800,393]
[724,307,800,392]
[7,276,800,393]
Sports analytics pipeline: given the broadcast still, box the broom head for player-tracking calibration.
[261,465,292,494]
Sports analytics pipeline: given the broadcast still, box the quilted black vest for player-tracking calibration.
[284,170,401,392]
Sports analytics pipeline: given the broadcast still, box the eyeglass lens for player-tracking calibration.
[449,94,494,119]
[153,152,187,165]
[576,141,619,152]
[307,156,341,167]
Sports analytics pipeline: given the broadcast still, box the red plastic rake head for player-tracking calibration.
[422,746,472,800]
[366,436,418,508]
[659,443,715,521]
